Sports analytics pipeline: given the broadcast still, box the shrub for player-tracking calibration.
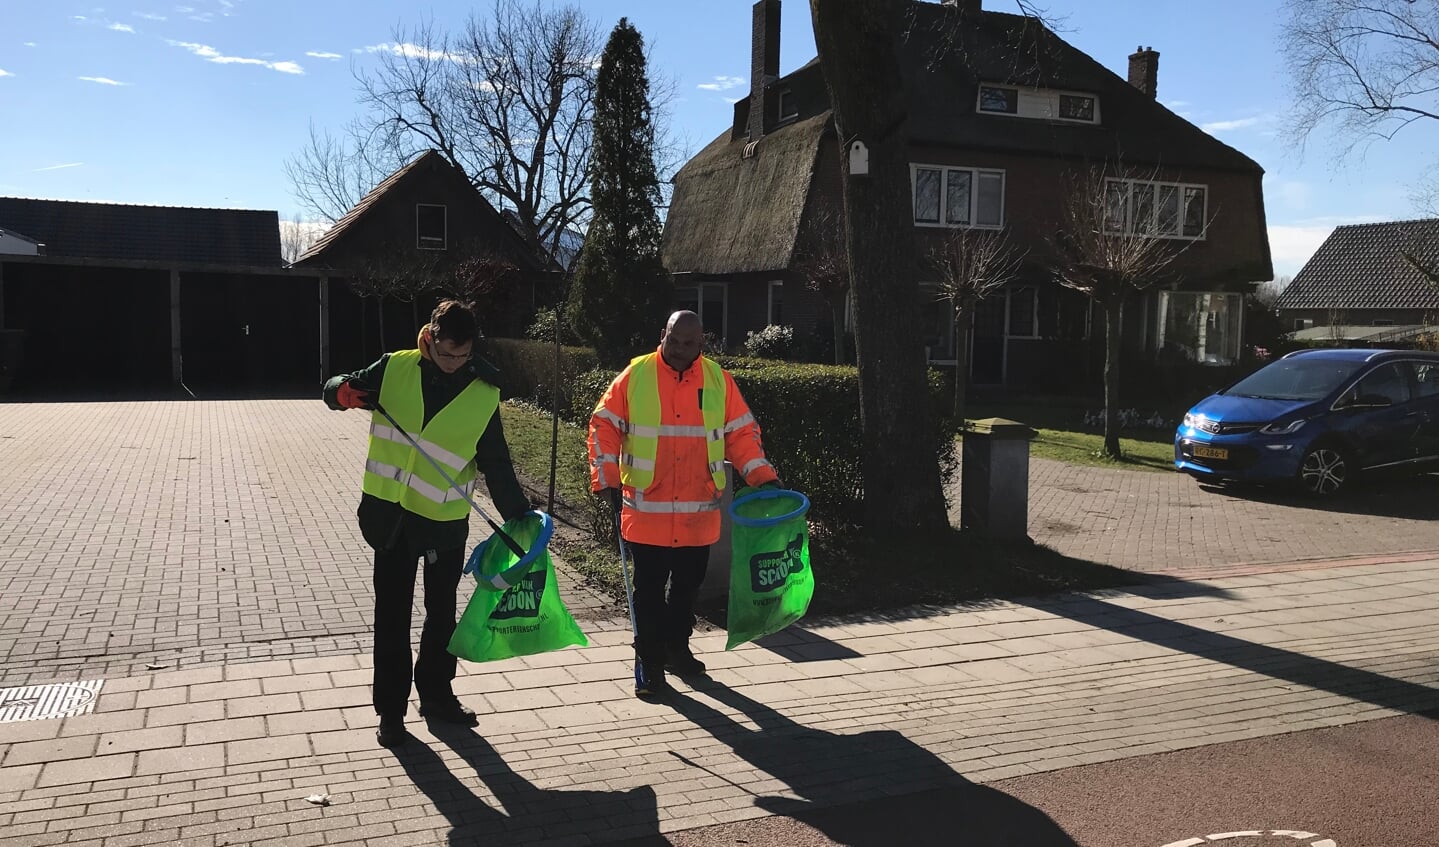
[484,338,600,413]
[524,309,582,345]
[742,324,795,360]
[568,366,620,425]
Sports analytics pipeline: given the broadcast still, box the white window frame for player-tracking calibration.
[416,204,448,251]
[1104,179,1208,241]
[910,164,1006,229]
[676,281,729,347]
[767,280,784,326]
[1157,291,1244,365]
[977,83,1101,124]
[777,89,798,123]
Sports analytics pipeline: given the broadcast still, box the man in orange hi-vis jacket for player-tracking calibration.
[589,310,780,697]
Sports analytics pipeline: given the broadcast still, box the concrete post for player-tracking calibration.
[960,417,1036,541]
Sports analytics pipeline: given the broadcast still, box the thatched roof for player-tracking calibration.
[662,111,831,276]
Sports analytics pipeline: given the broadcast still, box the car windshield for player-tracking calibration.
[1223,359,1366,401]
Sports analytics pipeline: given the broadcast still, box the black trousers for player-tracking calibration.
[372,541,463,717]
[629,543,709,667]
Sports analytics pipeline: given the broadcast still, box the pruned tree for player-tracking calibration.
[1283,0,1439,206]
[811,0,948,531]
[1047,163,1187,458]
[929,228,1027,423]
[565,18,670,367]
[279,212,324,265]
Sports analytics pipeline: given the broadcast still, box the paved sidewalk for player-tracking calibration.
[2,558,1436,846]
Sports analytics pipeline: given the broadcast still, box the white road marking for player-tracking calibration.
[1157,831,1336,847]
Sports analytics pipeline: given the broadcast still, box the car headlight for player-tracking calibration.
[1183,413,1198,429]
[1260,419,1306,435]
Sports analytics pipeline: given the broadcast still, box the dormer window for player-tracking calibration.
[978,84,1100,124]
[777,88,798,123]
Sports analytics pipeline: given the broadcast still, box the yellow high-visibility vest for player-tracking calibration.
[621,353,727,492]
[361,349,499,521]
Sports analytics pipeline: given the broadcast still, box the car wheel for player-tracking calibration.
[1299,443,1351,496]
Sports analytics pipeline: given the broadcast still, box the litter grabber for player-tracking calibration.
[611,498,654,695]
[372,401,528,560]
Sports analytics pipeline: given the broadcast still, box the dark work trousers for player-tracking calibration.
[372,540,464,717]
[628,543,709,668]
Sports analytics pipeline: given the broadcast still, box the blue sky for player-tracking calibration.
[1,0,1432,277]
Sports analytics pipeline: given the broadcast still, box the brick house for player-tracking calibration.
[1277,219,1439,345]
[661,0,1273,389]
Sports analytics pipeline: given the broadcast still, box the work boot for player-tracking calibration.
[664,642,707,677]
[634,658,671,699]
[376,714,410,748]
[418,697,479,726]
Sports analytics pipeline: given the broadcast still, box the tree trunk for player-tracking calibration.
[812,0,947,530]
[831,298,847,365]
[1103,297,1123,458]
[952,312,971,424]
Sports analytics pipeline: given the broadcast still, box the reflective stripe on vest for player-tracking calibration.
[622,489,723,514]
[620,353,726,492]
[361,349,499,521]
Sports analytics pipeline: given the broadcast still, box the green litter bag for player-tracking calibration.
[725,487,814,650]
[449,511,588,662]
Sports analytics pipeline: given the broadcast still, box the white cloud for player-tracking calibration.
[168,40,305,74]
[72,15,88,20]
[79,76,129,85]
[697,75,745,92]
[109,22,136,32]
[1268,224,1334,276]
[0,69,12,77]
[134,12,167,21]
[23,42,38,47]
[175,5,194,11]
[365,42,468,63]
[34,162,85,172]
[1201,116,1263,133]
[723,96,744,105]
[306,51,341,60]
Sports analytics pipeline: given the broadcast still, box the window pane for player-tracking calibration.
[1104,181,1128,232]
[1356,363,1411,405]
[675,286,700,314]
[914,168,941,223]
[1007,287,1036,337]
[1183,187,1205,237]
[768,282,784,325]
[778,89,797,120]
[1058,94,1095,121]
[945,170,972,225]
[1415,363,1439,398]
[1156,184,1180,235]
[417,204,446,249]
[702,285,725,344]
[1130,183,1155,235]
[979,86,1017,114]
[976,172,1004,226]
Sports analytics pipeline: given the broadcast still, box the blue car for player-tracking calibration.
[1175,348,1439,495]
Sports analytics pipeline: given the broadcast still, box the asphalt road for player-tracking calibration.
[615,711,1439,847]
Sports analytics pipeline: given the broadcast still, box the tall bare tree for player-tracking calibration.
[1283,0,1439,204]
[810,0,947,531]
[930,228,1027,422]
[1047,164,1187,458]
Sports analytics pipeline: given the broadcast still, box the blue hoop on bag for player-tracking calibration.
[463,510,554,591]
[728,489,810,528]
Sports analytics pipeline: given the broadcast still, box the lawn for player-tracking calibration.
[498,400,1147,618]
[962,402,1180,472]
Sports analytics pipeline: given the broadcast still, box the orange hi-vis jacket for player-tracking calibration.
[589,350,778,547]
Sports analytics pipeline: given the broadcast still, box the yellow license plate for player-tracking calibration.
[1193,445,1228,460]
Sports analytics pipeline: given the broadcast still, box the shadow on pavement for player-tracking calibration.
[393,723,663,845]
[1198,472,1439,520]
[618,681,1079,847]
[1022,592,1439,718]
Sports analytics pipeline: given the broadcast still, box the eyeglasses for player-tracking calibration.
[433,349,471,363]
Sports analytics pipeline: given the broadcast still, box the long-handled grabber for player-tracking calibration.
[372,402,527,560]
[612,505,652,694]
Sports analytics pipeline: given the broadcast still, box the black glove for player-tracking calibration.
[604,488,622,515]
[759,480,782,491]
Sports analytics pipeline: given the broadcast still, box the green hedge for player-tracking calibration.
[484,338,600,413]
[565,355,958,525]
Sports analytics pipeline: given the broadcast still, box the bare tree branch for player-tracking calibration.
[928,227,1026,420]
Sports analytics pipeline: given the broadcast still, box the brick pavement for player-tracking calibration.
[4,401,1438,688]
[1,559,1436,846]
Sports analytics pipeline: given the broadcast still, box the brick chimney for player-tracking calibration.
[1128,46,1159,98]
[748,0,780,142]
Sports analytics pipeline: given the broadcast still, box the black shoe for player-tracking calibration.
[419,698,479,726]
[634,659,672,699]
[376,715,410,748]
[665,643,707,677]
